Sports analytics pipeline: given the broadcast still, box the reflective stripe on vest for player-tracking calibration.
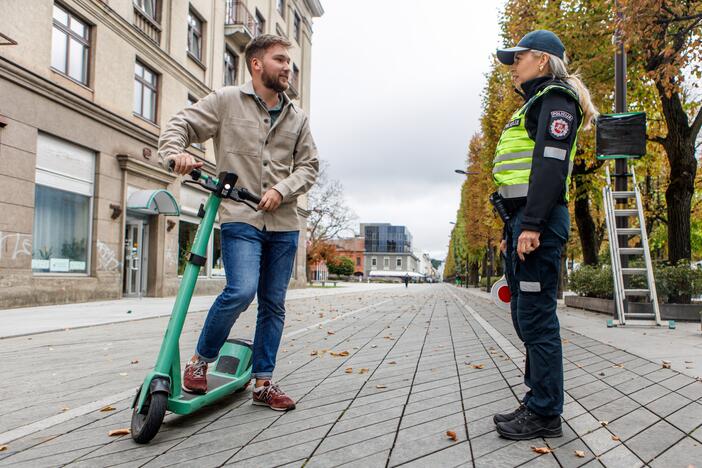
[492,84,583,201]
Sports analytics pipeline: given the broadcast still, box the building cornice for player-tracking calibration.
[303,0,324,17]
[117,154,177,185]
[0,56,160,147]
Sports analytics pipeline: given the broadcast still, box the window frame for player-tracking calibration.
[133,59,159,123]
[223,47,238,86]
[277,0,286,18]
[293,10,301,43]
[187,6,205,63]
[133,0,160,23]
[255,9,266,37]
[51,3,91,86]
[177,216,223,279]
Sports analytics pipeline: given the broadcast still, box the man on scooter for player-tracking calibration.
[158,34,319,411]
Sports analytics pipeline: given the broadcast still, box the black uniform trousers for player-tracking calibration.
[503,204,569,416]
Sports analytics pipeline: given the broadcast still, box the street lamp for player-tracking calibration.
[454,169,479,175]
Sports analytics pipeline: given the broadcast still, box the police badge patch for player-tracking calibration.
[548,110,572,140]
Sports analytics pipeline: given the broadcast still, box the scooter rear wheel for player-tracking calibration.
[130,390,167,444]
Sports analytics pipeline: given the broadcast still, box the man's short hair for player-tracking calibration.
[244,34,292,74]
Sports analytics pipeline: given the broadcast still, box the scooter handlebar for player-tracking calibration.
[236,187,262,205]
[168,159,201,180]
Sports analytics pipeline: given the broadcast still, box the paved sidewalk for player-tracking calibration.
[0,282,402,338]
[1,285,701,467]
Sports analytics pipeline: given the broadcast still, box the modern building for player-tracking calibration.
[361,223,419,278]
[330,236,364,277]
[0,0,323,308]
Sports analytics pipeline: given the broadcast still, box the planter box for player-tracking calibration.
[564,295,702,322]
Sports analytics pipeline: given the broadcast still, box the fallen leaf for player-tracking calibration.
[0,445,6,452]
[388,361,397,365]
[345,368,353,373]
[327,330,335,335]
[376,385,387,389]
[330,351,349,357]
[130,359,139,365]
[662,360,672,369]
[531,446,552,454]
[684,361,693,364]
[612,435,620,441]
[599,421,608,427]
[119,373,128,377]
[100,405,116,412]
[371,345,378,348]
[108,428,131,437]
[574,450,585,458]
[384,336,395,340]
[446,430,457,441]
[613,363,624,368]
[359,368,369,374]
[310,350,318,356]
[472,364,485,369]
[599,372,605,377]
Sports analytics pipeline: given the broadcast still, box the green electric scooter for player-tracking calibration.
[130,164,261,444]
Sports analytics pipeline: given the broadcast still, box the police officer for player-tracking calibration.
[490,30,598,440]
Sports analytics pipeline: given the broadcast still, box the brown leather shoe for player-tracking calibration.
[252,381,296,411]
[182,360,208,394]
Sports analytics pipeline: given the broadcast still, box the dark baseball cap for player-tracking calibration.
[496,30,565,65]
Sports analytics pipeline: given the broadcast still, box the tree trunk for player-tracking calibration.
[655,81,697,303]
[468,261,480,286]
[573,176,600,265]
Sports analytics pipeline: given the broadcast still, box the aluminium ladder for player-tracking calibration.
[602,163,668,327]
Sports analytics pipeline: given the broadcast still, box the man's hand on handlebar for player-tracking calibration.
[258,189,283,212]
[169,153,204,176]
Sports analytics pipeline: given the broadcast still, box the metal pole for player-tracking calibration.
[614,0,629,270]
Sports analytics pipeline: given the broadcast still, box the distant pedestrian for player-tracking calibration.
[403,274,410,288]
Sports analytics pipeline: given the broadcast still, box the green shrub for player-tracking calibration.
[568,262,702,303]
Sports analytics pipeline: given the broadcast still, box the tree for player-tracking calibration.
[328,256,355,276]
[306,162,357,276]
[619,0,702,264]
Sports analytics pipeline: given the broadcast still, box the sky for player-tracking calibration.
[309,0,506,261]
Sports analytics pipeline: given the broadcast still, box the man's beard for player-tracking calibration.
[262,68,289,93]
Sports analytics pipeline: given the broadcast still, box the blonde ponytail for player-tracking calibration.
[531,51,598,130]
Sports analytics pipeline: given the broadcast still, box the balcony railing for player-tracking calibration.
[133,6,161,44]
[225,0,256,46]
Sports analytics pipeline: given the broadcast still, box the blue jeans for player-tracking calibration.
[503,204,569,416]
[195,222,299,380]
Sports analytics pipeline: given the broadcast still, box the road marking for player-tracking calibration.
[0,299,392,446]
[447,287,525,364]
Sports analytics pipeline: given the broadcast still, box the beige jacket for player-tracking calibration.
[158,81,319,231]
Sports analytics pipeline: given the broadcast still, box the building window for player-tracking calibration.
[32,134,94,274]
[178,221,206,276]
[396,258,402,268]
[356,256,361,266]
[51,3,90,85]
[224,48,238,86]
[254,9,265,37]
[291,63,299,90]
[293,11,301,43]
[187,8,204,62]
[134,0,158,21]
[212,227,224,276]
[371,257,377,267]
[134,60,158,122]
[277,0,285,18]
[383,257,389,270]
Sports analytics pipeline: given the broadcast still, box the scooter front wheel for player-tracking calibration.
[130,390,167,444]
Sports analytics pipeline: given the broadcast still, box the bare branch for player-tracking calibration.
[691,106,702,140]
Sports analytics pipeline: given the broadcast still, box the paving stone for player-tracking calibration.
[590,396,640,422]
[552,437,596,468]
[597,443,644,468]
[389,426,467,466]
[566,412,602,437]
[648,436,702,467]
[646,391,692,418]
[629,384,670,406]
[626,419,685,463]
[676,381,702,402]
[581,427,619,456]
[665,401,702,434]
[472,438,543,467]
[606,406,659,441]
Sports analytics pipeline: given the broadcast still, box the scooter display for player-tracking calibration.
[130,163,261,444]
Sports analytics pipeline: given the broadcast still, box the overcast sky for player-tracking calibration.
[309,0,505,260]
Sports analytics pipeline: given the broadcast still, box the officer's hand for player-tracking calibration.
[517,230,541,261]
[169,153,204,175]
[500,239,507,255]
[258,189,283,212]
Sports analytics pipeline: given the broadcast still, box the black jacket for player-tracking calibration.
[516,76,580,233]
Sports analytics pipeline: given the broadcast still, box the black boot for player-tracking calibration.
[493,403,527,424]
[496,408,562,440]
